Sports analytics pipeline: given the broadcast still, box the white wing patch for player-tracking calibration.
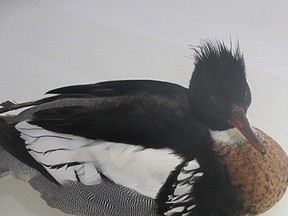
[165,160,202,215]
[16,121,183,198]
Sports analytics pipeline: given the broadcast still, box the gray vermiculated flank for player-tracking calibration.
[0,144,38,181]
[0,144,159,216]
[29,175,159,216]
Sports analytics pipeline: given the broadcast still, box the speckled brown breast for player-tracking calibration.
[213,128,288,215]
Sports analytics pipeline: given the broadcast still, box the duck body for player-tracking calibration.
[0,41,287,216]
[1,80,242,215]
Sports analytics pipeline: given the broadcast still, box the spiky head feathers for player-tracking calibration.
[189,41,251,129]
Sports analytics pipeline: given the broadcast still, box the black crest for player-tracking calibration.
[189,40,251,130]
[190,40,246,101]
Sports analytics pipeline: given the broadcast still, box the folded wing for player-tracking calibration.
[3,80,210,197]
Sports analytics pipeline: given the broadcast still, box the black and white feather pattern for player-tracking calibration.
[29,175,158,216]
[162,160,202,216]
[16,120,184,198]
[2,80,209,199]
[0,145,159,216]
[0,80,210,215]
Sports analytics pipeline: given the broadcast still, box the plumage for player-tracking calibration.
[209,127,247,145]
[0,40,287,216]
[17,120,183,197]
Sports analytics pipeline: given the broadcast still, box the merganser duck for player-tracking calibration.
[0,41,287,216]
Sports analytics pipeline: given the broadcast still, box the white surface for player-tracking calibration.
[0,1,287,215]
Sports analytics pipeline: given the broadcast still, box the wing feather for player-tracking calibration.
[8,80,211,197]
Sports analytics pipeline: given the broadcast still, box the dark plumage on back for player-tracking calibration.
[29,80,211,159]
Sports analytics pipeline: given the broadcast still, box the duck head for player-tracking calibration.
[189,41,266,155]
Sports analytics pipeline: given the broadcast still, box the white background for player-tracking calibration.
[0,1,287,215]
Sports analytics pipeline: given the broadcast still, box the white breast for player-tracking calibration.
[209,127,247,145]
[16,121,183,198]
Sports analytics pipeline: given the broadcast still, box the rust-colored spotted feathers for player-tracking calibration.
[214,128,288,215]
